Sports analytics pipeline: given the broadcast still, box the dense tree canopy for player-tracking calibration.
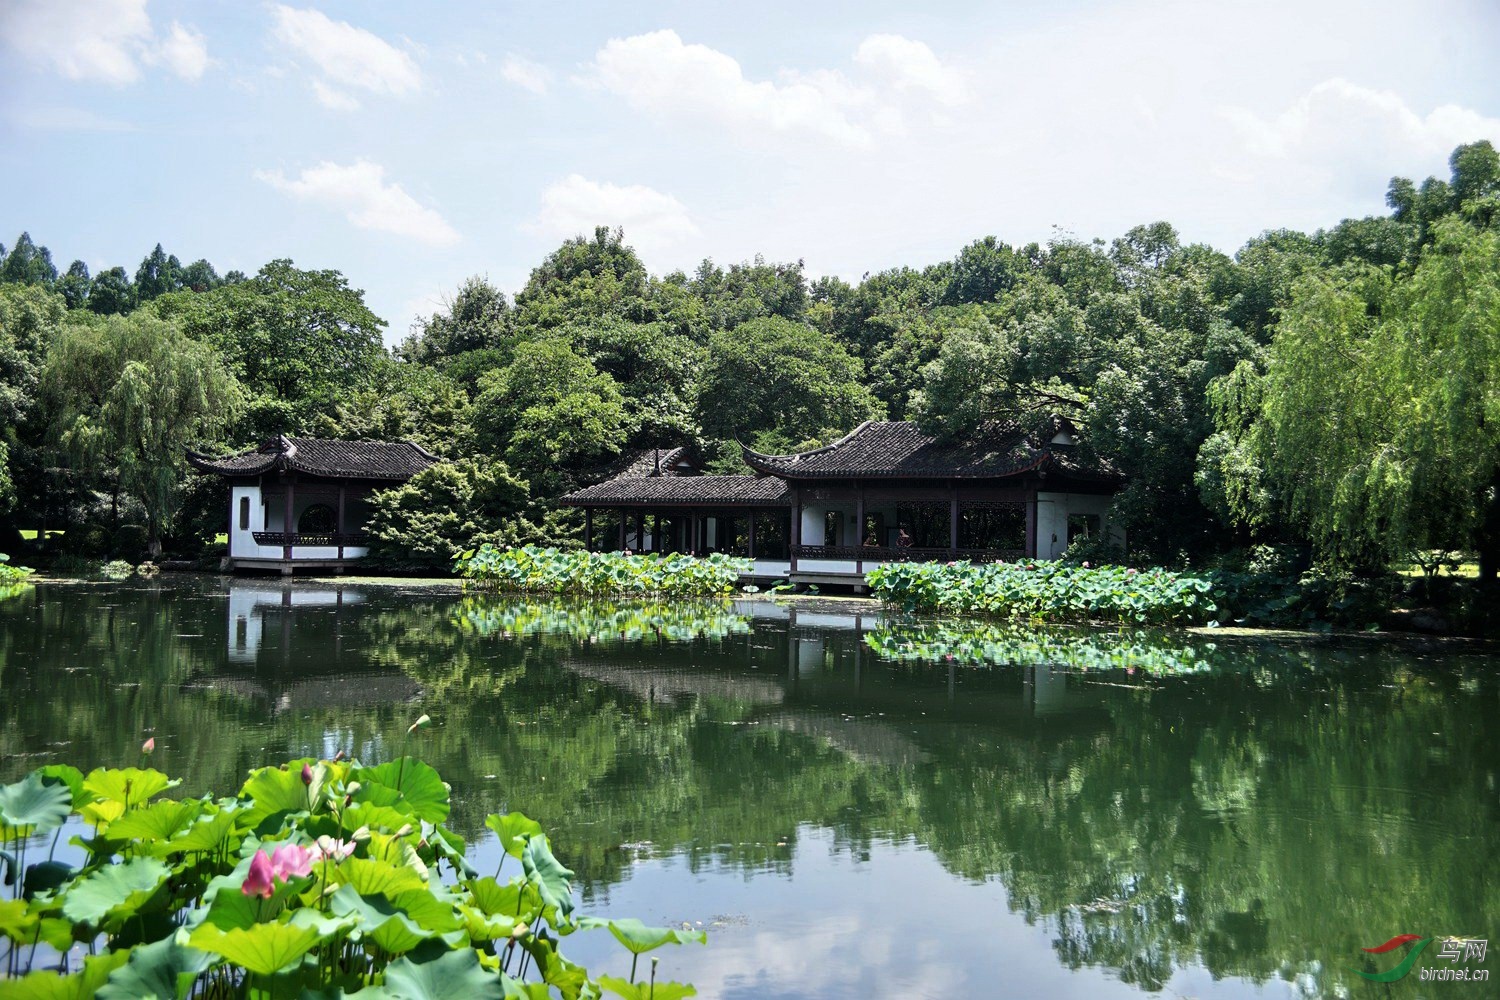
[42,312,242,555]
[3,139,1496,580]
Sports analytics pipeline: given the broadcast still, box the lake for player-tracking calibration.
[1,577,1496,998]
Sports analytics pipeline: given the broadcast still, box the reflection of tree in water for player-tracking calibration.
[3,582,1497,997]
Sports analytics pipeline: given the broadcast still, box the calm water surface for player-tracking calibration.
[1,578,1497,998]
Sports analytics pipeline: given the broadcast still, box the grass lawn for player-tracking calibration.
[1399,558,1479,579]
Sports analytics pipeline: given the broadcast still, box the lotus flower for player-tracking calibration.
[406,714,432,735]
[301,763,314,786]
[270,843,313,880]
[1082,561,1091,569]
[241,850,276,898]
[312,835,357,863]
[141,737,155,754]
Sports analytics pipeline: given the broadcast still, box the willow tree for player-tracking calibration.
[1207,219,1500,580]
[43,313,242,556]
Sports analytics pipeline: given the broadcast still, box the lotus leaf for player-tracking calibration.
[597,976,697,1000]
[353,759,450,825]
[0,772,73,839]
[59,856,169,927]
[96,937,213,1000]
[0,950,130,999]
[483,812,541,860]
[80,769,180,826]
[188,920,322,976]
[576,918,707,955]
[520,836,574,925]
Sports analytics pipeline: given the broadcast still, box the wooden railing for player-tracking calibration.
[792,545,1023,563]
[252,532,369,547]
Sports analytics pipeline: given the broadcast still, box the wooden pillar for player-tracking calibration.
[690,511,700,555]
[1025,484,1037,559]
[634,511,644,553]
[617,512,626,552]
[855,482,866,574]
[790,488,801,572]
[949,482,959,556]
[584,508,593,551]
[336,485,346,560]
[283,476,295,564]
[748,511,757,560]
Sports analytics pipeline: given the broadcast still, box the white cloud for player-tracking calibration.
[147,21,209,81]
[256,160,460,247]
[7,107,139,132]
[1222,78,1500,197]
[0,0,209,85]
[854,34,969,106]
[526,175,699,261]
[501,54,551,95]
[1227,78,1500,162]
[312,79,361,111]
[589,29,878,147]
[587,30,968,148]
[271,5,420,109]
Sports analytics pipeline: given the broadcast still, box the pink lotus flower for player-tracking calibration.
[270,843,312,880]
[301,763,314,786]
[241,850,276,898]
[312,835,357,863]
[141,737,155,754]
[1082,561,1091,569]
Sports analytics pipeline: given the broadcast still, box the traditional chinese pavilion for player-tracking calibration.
[188,436,438,574]
[561,420,1123,587]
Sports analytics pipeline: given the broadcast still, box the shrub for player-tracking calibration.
[458,544,751,598]
[866,559,1217,625]
[0,552,31,583]
[364,459,534,573]
[0,747,705,996]
[111,523,149,559]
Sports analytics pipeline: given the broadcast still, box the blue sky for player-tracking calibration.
[4,0,1499,344]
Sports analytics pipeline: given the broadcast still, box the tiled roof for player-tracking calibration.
[604,447,695,480]
[738,421,1039,479]
[563,475,789,506]
[187,436,439,481]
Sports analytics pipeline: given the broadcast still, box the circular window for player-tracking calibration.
[298,503,337,534]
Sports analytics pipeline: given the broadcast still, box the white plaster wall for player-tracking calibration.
[1035,492,1121,560]
[229,485,266,559]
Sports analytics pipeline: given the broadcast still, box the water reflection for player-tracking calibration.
[1,579,1496,998]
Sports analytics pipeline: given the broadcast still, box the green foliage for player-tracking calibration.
[697,316,883,451]
[0,750,704,995]
[364,459,533,573]
[471,341,629,492]
[453,597,751,644]
[152,259,384,432]
[42,312,242,556]
[0,553,32,587]
[866,559,1217,625]
[457,545,750,598]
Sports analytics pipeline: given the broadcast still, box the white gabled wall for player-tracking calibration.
[1034,492,1124,560]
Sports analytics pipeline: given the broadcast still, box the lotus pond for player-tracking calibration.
[2,577,1497,998]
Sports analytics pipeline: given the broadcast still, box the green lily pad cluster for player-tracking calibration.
[0,554,31,602]
[456,546,751,599]
[0,753,705,998]
[866,559,1218,625]
[454,598,751,645]
[866,622,1223,675]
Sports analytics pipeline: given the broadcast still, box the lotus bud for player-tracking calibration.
[393,823,413,838]
[511,922,529,938]
[351,824,372,841]
[333,749,347,763]
[301,763,314,786]
[407,714,432,735]
[141,737,155,754]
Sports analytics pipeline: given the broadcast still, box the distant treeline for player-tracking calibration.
[0,140,1496,583]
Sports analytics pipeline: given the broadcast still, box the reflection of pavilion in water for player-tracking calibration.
[209,582,421,712]
[561,599,1093,769]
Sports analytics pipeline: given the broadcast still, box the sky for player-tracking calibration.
[3,0,1499,345]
